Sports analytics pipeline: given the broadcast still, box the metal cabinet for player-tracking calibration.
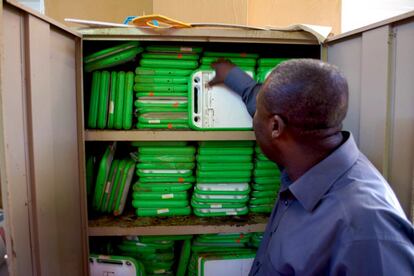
[1,1,413,275]
[0,1,86,275]
[326,13,414,221]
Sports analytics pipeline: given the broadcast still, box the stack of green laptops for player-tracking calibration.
[91,143,136,216]
[87,70,135,129]
[256,58,289,82]
[188,233,256,276]
[134,45,202,130]
[118,235,191,275]
[249,145,281,214]
[131,141,195,217]
[192,141,255,217]
[199,51,258,73]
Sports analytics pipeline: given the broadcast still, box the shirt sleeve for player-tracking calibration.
[330,239,414,276]
[224,67,262,117]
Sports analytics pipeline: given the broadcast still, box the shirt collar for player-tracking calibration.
[283,131,359,212]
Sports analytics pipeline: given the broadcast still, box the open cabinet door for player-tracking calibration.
[0,1,87,275]
[325,14,414,221]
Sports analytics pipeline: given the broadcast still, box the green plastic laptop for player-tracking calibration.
[132,182,193,193]
[113,71,125,129]
[89,254,145,276]
[135,75,188,84]
[140,59,198,69]
[254,176,281,185]
[189,70,253,130]
[86,155,96,197]
[196,176,251,183]
[134,83,188,93]
[131,141,188,147]
[197,233,251,243]
[193,193,249,203]
[203,51,259,58]
[132,199,189,208]
[251,190,277,198]
[97,71,110,129]
[84,41,143,72]
[137,169,193,177]
[198,64,255,73]
[250,197,276,205]
[197,163,253,171]
[113,160,135,216]
[107,72,117,128]
[191,199,246,209]
[199,141,254,148]
[196,251,255,276]
[198,147,254,155]
[138,112,188,124]
[176,239,191,276]
[145,45,203,53]
[132,191,188,200]
[254,168,281,177]
[201,57,256,67]
[136,206,191,217]
[135,97,188,109]
[87,71,101,128]
[255,160,278,169]
[138,155,195,163]
[142,52,199,60]
[92,143,116,211]
[193,207,248,217]
[249,204,274,213]
[137,107,188,114]
[138,146,195,155]
[136,92,187,98]
[194,183,250,195]
[196,170,252,179]
[257,57,289,67]
[252,183,280,191]
[135,67,193,76]
[196,155,252,163]
[100,159,120,212]
[139,175,195,183]
[136,162,195,170]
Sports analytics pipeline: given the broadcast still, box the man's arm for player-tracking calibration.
[209,61,261,117]
[224,67,261,117]
[330,239,414,275]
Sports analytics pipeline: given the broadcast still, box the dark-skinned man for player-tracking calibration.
[209,59,414,275]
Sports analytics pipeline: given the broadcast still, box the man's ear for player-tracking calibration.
[271,114,285,139]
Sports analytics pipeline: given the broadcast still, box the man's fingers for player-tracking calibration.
[208,77,221,87]
[210,61,219,69]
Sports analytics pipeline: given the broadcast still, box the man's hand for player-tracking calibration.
[208,60,236,87]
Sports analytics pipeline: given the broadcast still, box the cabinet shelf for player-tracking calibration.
[85,130,256,141]
[88,213,268,236]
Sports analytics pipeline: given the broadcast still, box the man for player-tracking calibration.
[209,59,414,275]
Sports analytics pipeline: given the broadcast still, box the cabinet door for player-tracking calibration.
[0,2,87,275]
[326,21,414,221]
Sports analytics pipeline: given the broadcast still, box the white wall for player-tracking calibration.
[342,0,414,32]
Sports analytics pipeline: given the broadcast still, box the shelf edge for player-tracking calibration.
[85,130,256,141]
[88,223,267,236]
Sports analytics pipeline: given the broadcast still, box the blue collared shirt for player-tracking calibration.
[225,67,414,275]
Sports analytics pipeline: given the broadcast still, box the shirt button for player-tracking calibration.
[284,200,289,206]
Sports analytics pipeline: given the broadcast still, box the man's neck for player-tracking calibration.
[284,132,344,181]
